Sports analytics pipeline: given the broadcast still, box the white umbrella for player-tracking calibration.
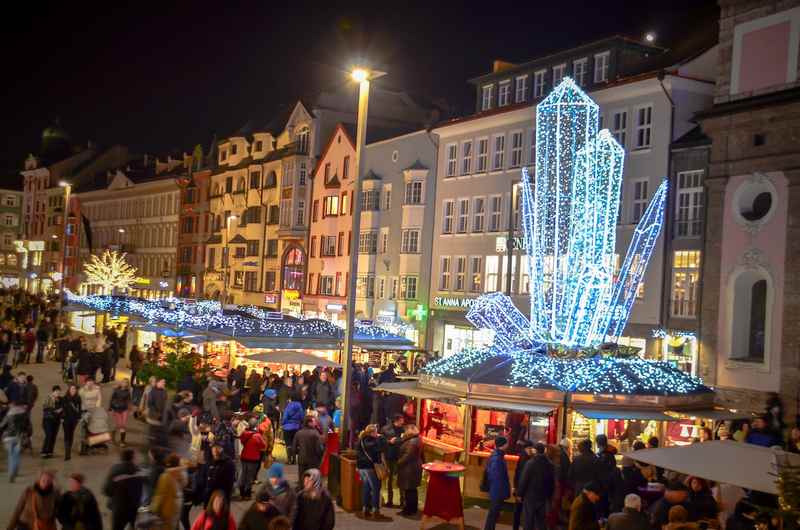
[623,440,800,494]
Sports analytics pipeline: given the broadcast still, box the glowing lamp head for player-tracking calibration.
[118,228,125,233]
[59,181,70,188]
[645,32,656,43]
[351,68,369,83]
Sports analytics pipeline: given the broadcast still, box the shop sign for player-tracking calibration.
[28,241,45,251]
[264,294,278,304]
[326,303,344,312]
[433,296,476,310]
[495,236,526,253]
[359,319,373,326]
[283,289,300,300]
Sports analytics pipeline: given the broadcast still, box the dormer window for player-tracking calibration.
[481,85,493,111]
[553,64,566,85]
[231,144,238,155]
[498,80,511,106]
[297,126,310,153]
[573,58,588,86]
[594,51,610,83]
[254,140,263,152]
[220,150,228,162]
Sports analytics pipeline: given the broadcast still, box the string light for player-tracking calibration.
[83,250,138,294]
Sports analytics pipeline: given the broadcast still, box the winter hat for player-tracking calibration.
[267,462,284,479]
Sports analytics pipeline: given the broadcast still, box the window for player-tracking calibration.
[250,171,261,189]
[280,199,291,226]
[357,275,375,298]
[268,205,280,224]
[179,247,192,264]
[319,275,334,296]
[237,178,246,192]
[632,180,649,223]
[635,105,653,149]
[254,140,263,152]
[244,271,258,291]
[489,195,503,232]
[207,247,216,269]
[455,257,466,291]
[401,229,420,253]
[611,111,627,146]
[265,271,277,292]
[389,277,398,299]
[323,196,339,217]
[510,131,523,168]
[359,231,378,254]
[246,240,259,256]
[378,277,386,299]
[476,138,489,172]
[671,251,701,318]
[3,232,13,247]
[485,255,499,292]
[310,236,317,257]
[552,63,566,85]
[461,141,473,175]
[440,256,451,290]
[481,85,493,110]
[8,254,17,266]
[230,144,238,155]
[676,170,704,238]
[528,128,536,165]
[225,177,233,193]
[341,192,350,216]
[342,156,350,179]
[492,134,505,170]
[405,181,423,204]
[470,256,482,292]
[299,162,307,185]
[383,185,392,210]
[380,229,389,253]
[498,80,511,106]
[233,271,244,287]
[297,127,310,153]
[457,199,469,233]
[731,272,768,362]
[573,58,588,86]
[473,197,485,232]
[295,200,305,226]
[442,200,455,234]
[220,150,228,162]
[324,163,331,183]
[3,195,16,207]
[534,70,546,97]
[322,236,337,256]
[594,51,610,82]
[400,276,418,300]
[361,190,380,211]
[446,144,458,177]
[515,75,529,103]
[234,246,246,259]
[267,239,278,257]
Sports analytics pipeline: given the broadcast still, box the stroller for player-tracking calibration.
[79,407,112,455]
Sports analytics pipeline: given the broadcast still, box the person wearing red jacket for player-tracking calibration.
[238,418,266,500]
[191,490,236,530]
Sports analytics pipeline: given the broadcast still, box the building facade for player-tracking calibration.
[697,0,800,420]
[0,183,23,287]
[75,156,182,299]
[177,145,213,298]
[429,35,717,359]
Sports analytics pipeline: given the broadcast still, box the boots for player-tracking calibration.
[120,431,127,448]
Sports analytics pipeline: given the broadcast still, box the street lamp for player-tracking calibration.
[58,181,71,296]
[222,215,237,304]
[117,228,125,247]
[340,65,386,448]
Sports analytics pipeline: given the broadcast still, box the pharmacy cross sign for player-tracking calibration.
[407,304,428,322]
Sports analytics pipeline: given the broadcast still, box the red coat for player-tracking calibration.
[190,512,236,530]
[239,430,266,462]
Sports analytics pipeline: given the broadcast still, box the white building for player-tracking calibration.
[428,35,717,362]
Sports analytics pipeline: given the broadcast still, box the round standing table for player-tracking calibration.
[421,462,465,530]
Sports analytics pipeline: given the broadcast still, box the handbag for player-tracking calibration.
[361,439,388,481]
[135,507,163,530]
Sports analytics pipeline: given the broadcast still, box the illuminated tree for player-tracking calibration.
[83,250,137,294]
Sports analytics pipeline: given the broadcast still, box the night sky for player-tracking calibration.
[0,1,718,176]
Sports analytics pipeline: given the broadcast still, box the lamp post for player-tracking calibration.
[222,214,237,305]
[340,66,386,448]
[59,181,71,296]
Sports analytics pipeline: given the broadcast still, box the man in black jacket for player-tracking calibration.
[103,449,144,530]
[568,439,598,496]
[381,413,405,507]
[517,442,555,530]
[293,416,324,480]
[312,370,335,411]
[204,443,236,503]
[512,440,534,530]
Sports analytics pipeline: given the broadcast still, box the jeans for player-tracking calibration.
[484,498,505,530]
[385,460,404,505]
[238,460,260,498]
[358,468,381,512]
[42,419,59,455]
[36,342,46,363]
[4,437,21,480]
[63,421,77,459]
[283,429,296,463]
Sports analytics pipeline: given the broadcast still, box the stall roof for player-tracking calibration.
[667,408,756,421]
[465,398,555,415]
[356,342,417,351]
[246,351,341,368]
[575,407,676,421]
[622,441,800,495]
[375,381,461,401]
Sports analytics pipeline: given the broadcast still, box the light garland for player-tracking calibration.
[63,290,411,344]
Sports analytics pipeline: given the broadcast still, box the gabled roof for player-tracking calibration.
[363,170,382,181]
[228,234,247,244]
[404,159,428,171]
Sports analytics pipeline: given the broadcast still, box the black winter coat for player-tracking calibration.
[293,490,335,530]
[62,394,82,426]
[204,456,236,503]
[568,451,599,494]
[356,435,384,470]
[380,424,404,462]
[396,434,423,490]
[293,427,324,468]
[102,461,144,516]
[518,454,555,507]
[58,487,103,530]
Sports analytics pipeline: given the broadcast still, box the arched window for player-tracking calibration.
[282,247,305,291]
[731,270,770,363]
[297,126,310,154]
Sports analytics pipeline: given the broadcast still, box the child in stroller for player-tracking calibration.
[79,406,112,455]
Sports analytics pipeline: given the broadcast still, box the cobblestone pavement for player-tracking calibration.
[0,359,495,530]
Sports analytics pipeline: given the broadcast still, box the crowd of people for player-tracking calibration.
[1,287,799,530]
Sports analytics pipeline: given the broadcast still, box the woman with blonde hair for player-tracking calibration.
[356,424,385,519]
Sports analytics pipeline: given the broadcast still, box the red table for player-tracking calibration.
[421,462,465,530]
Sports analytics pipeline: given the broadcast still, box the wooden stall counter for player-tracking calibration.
[421,437,463,463]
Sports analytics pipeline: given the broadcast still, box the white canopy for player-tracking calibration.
[623,440,800,495]
[245,350,340,368]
